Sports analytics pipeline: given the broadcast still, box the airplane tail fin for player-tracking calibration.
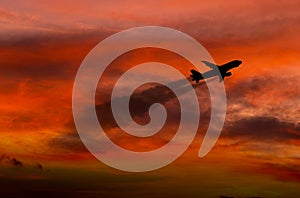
[190,70,202,83]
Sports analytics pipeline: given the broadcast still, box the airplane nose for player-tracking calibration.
[237,60,242,65]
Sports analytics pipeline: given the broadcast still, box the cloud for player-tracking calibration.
[222,116,300,142]
[0,155,23,167]
[94,80,185,150]
[226,74,300,124]
[255,162,300,182]
[48,132,88,153]
[0,2,299,188]
[0,30,111,81]
[0,154,46,172]
[34,163,43,172]
[96,77,210,129]
[1,0,300,50]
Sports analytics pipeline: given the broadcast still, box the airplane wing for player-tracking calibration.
[201,61,218,69]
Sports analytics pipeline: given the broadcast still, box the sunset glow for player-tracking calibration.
[0,1,299,197]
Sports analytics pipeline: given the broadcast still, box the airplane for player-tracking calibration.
[190,60,242,83]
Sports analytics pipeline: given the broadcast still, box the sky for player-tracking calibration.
[0,0,300,197]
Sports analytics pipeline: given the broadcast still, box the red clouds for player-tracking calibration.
[0,1,299,196]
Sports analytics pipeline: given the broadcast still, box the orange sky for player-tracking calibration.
[0,1,300,197]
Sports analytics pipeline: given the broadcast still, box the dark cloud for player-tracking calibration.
[95,81,183,149]
[0,155,45,172]
[11,158,23,167]
[96,78,210,129]
[222,116,300,141]
[0,155,23,167]
[36,163,43,172]
[256,162,300,183]
[168,1,300,50]
[93,77,212,151]
[0,30,111,81]
[227,75,297,100]
[61,78,210,152]
[48,132,88,153]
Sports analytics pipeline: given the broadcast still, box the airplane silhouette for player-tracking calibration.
[190,60,242,83]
